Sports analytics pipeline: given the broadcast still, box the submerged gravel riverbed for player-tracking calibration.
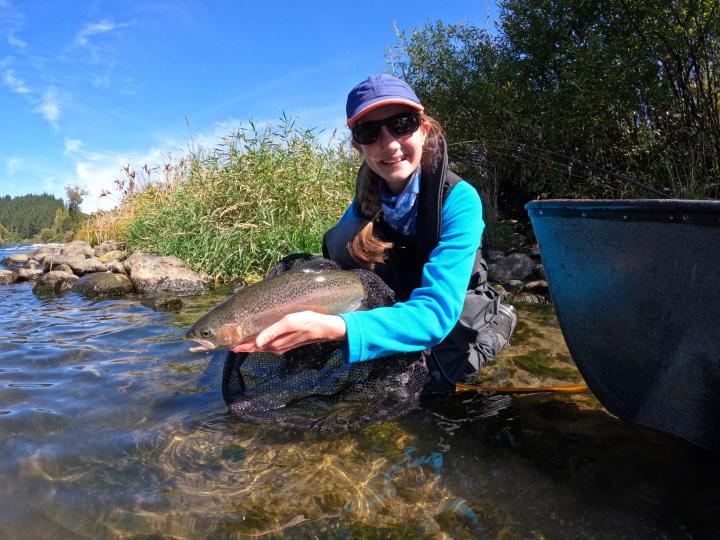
[1,243,718,539]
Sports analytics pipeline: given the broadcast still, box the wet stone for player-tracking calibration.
[98,250,127,263]
[524,280,549,295]
[0,269,16,285]
[54,262,74,275]
[15,267,44,282]
[60,240,94,258]
[94,240,123,257]
[29,246,62,266]
[508,291,549,305]
[33,271,79,295]
[488,252,536,282]
[70,257,108,275]
[42,254,85,273]
[106,261,126,274]
[1,254,28,269]
[125,251,206,295]
[485,249,506,263]
[142,295,184,311]
[75,272,133,296]
[491,283,508,297]
[504,280,524,292]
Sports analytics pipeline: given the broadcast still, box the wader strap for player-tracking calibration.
[322,216,366,270]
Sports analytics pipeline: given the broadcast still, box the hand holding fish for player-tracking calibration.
[230,311,347,355]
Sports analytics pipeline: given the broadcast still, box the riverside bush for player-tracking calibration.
[117,119,358,282]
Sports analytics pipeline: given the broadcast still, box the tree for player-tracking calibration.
[0,194,65,239]
[390,0,720,213]
[65,184,89,215]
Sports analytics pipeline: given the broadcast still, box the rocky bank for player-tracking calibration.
[0,240,551,307]
[1,240,208,309]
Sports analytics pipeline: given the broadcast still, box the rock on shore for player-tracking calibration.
[2,240,208,304]
[2,239,553,305]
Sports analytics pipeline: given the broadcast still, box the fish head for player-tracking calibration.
[185,323,221,352]
[186,317,246,352]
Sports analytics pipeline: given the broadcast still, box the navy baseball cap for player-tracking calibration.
[346,74,424,127]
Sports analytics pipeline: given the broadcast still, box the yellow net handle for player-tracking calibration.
[455,383,589,395]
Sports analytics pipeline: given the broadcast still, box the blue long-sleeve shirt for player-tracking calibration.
[339,180,484,362]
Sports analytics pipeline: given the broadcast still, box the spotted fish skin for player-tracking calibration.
[186,270,366,352]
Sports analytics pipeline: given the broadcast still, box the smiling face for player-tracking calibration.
[352,104,429,194]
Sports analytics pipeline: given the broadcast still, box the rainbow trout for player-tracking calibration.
[186,269,366,352]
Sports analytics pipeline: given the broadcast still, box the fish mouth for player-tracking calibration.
[188,338,217,353]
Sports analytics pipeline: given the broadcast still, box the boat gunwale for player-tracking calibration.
[526,199,720,226]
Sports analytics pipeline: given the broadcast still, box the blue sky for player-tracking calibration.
[1,1,498,212]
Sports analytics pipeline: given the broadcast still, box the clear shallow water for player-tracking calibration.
[1,243,719,539]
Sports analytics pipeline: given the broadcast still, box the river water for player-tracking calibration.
[1,243,718,539]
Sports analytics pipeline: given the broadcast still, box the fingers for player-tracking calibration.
[255,311,314,347]
[230,342,259,353]
[229,312,346,356]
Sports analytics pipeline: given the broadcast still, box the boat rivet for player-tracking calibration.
[623,214,629,221]
[682,214,689,222]
[539,210,544,215]
[581,212,587,218]
[669,215,675,221]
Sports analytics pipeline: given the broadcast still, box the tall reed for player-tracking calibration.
[118,118,358,281]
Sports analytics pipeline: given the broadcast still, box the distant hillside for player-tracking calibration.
[0,194,66,241]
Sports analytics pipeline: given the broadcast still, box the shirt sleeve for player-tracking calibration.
[339,180,484,362]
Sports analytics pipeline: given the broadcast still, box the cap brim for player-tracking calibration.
[347,99,424,127]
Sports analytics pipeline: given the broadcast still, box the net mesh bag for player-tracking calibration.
[221,254,430,430]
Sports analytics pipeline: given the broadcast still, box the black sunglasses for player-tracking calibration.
[351,112,421,145]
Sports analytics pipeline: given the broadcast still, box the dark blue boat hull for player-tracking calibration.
[526,199,720,452]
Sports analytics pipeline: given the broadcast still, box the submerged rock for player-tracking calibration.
[142,295,184,311]
[33,271,79,295]
[75,272,133,296]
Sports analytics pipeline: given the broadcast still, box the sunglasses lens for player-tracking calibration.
[352,123,381,145]
[387,113,420,137]
[352,112,421,144]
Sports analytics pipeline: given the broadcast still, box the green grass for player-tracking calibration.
[118,117,359,282]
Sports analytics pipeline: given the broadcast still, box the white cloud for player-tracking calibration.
[66,144,179,213]
[63,138,83,155]
[62,118,309,213]
[7,33,26,48]
[3,68,29,93]
[34,87,60,124]
[5,156,24,175]
[90,73,110,87]
[75,20,116,46]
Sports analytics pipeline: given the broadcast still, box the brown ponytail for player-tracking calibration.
[348,113,445,270]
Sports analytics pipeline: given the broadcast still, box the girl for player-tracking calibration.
[232,74,516,392]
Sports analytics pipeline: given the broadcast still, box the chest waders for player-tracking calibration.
[323,138,504,393]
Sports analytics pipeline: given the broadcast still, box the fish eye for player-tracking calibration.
[200,329,214,338]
